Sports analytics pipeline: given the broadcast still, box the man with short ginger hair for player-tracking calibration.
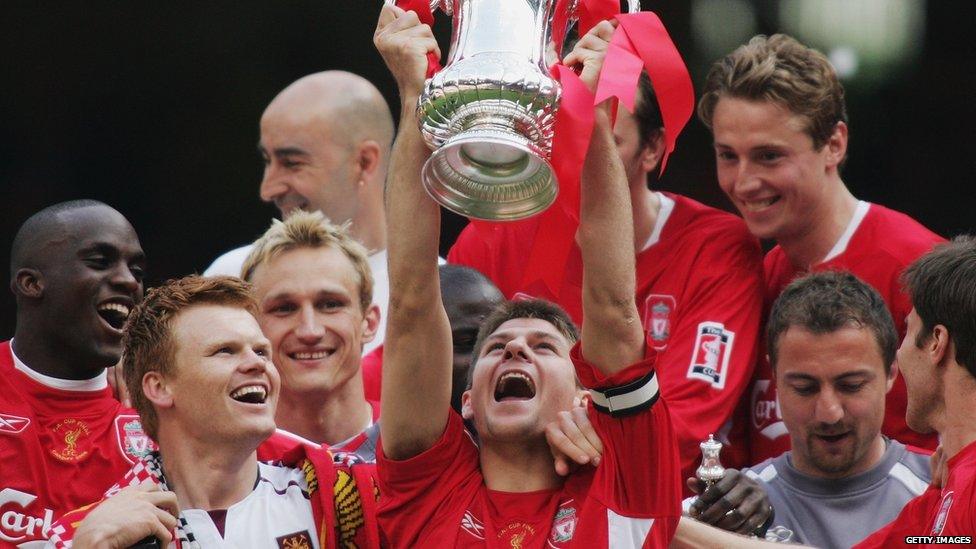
[699,33,944,465]
[50,276,379,548]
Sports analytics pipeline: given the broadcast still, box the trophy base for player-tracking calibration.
[422,130,557,221]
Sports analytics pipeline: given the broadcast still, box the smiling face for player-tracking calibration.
[462,318,579,442]
[711,97,846,243]
[258,101,360,220]
[249,246,377,399]
[38,206,146,371]
[775,324,893,478]
[159,304,279,445]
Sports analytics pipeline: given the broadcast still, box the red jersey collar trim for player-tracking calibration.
[639,192,675,252]
[822,200,870,263]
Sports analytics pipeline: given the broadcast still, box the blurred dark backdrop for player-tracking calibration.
[2,1,973,338]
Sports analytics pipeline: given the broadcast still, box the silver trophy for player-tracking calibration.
[417,0,640,220]
[696,434,726,488]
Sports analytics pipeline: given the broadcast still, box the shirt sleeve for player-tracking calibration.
[652,234,764,492]
[375,413,480,547]
[572,343,681,549]
[853,487,941,548]
[447,223,491,269]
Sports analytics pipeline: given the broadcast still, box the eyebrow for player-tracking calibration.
[78,242,146,263]
[484,330,565,345]
[257,143,311,158]
[783,370,875,383]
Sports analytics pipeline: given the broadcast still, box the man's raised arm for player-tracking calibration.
[567,22,645,373]
[373,5,452,460]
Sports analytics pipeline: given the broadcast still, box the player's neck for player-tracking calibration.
[781,181,858,270]
[941,365,976,459]
[157,431,259,511]
[11,327,106,380]
[276,381,372,447]
[479,437,562,492]
[350,195,387,253]
[630,185,661,254]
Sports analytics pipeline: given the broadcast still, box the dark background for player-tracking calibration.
[2,1,973,338]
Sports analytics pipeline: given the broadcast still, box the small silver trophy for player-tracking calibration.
[696,434,726,488]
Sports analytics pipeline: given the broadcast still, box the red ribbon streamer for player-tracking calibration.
[595,12,694,174]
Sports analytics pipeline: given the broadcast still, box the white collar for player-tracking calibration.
[639,192,675,252]
[9,338,108,391]
[822,200,870,263]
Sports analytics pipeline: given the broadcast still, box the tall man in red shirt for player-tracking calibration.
[698,34,944,464]
[0,200,152,546]
[374,6,679,547]
[447,34,764,485]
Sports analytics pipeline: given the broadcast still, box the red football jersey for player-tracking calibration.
[0,340,153,546]
[746,202,944,465]
[855,440,976,548]
[449,193,764,483]
[376,344,681,548]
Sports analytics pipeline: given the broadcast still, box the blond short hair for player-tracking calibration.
[698,34,847,150]
[241,210,374,312]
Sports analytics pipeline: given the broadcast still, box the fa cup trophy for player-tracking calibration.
[696,434,726,488]
[417,0,640,220]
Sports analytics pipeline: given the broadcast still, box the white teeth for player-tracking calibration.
[98,303,131,317]
[230,385,267,401]
[292,351,329,360]
[497,372,535,391]
[742,197,777,211]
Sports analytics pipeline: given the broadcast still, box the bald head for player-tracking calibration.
[263,71,394,153]
[11,199,114,277]
[258,72,393,251]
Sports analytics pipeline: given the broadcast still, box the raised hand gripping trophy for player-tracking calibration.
[416,0,640,220]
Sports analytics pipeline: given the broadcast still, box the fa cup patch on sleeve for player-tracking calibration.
[687,322,734,389]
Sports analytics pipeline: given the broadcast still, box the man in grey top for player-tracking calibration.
[688,271,931,548]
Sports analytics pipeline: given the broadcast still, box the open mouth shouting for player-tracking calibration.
[96,299,133,333]
[229,384,269,405]
[493,371,537,402]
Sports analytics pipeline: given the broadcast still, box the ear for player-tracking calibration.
[824,121,848,169]
[360,303,381,344]
[640,132,666,174]
[461,389,474,420]
[355,140,383,185]
[929,324,951,367]
[885,360,898,393]
[12,268,43,299]
[142,371,175,410]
